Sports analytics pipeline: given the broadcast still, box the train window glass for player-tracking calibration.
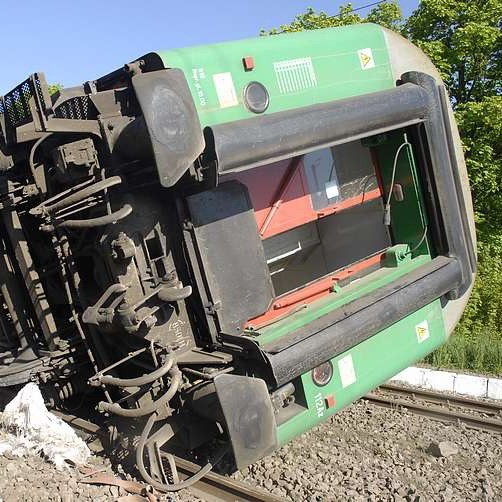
[303,148,341,210]
[262,140,388,296]
[221,139,389,298]
[264,199,390,296]
[304,141,379,210]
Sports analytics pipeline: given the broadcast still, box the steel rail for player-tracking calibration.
[51,410,102,436]
[175,456,287,502]
[54,410,285,501]
[366,387,502,434]
[380,383,502,416]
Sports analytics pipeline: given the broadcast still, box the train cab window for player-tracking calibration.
[262,141,389,296]
[223,139,391,298]
[304,141,380,211]
[303,148,341,210]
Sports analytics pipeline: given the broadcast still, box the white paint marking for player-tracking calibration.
[488,379,502,400]
[421,369,456,392]
[390,366,502,400]
[314,392,325,418]
[454,373,488,398]
[213,72,238,108]
[273,57,317,94]
[338,354,356,388]
[325,180,340,199]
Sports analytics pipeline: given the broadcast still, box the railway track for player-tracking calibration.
[54,410,285,502]
[30,382,502,499]
[366,383,502,434]
[175,456,285,502]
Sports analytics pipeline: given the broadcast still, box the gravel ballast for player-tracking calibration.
[0,445,126,501]
[0,395,500,500]
[234,398,502,501]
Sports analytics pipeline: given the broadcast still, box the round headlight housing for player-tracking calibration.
[311,361,333,387]
[243,81,269,114]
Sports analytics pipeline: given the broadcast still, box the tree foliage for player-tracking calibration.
[406,1,502,350]
[265,0,502,367]
[48,83,63,96]
[262,1,403,34]
[405,0,501,105]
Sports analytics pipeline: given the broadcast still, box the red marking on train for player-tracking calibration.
[229,157,382,239]
[242,56,255,71]
[325,395,336,408]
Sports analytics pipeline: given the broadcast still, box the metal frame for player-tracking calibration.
[205,72,475,300]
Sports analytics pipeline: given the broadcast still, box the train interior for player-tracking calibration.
[222,129,430,329]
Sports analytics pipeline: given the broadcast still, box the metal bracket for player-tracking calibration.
[82,283,127,325]
[383,244,412,267]
[204,301,221,316]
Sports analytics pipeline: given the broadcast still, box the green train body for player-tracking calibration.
[0,24,475,489]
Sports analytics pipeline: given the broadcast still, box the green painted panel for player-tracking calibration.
[155,24,393,127]
[376,132,431,257]
[150,23,448,451]
[277,298,447,445]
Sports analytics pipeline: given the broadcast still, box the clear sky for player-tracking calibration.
[1,0,419,92]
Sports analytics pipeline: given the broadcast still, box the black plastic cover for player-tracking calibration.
[132,69,204,187]
[213,374,277,469]
[186,181,274,334]
[205,83,427,174]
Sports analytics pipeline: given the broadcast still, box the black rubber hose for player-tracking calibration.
[98,367,181,418]
[44,176,122,213]
[42,204,133,232]
[59,204,132,228]
[28,134,51,186]
[97,357,173,388]
[136,411,228,492]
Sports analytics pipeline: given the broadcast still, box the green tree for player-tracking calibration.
[48,83,63,96]
[262,1,403,34]
[405,0,501,105]
[266,0,502,371]
[406,1,502,368]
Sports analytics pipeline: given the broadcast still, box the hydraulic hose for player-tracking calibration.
[98,367,181,418]
[96,357,174,388]
[41,176,122,214]
[28,134,51,190]
[41,204,132,232]
[136,411,228,492]
[58,204,132,228]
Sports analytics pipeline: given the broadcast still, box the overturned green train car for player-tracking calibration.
[0,23,475,490]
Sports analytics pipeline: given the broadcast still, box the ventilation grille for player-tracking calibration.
[55,95,95,120]
[2,74,47,128]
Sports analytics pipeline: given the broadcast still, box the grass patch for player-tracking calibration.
[425,330,502,376]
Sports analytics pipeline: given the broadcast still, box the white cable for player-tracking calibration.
[383,141,412,226]
[407,224,429,255]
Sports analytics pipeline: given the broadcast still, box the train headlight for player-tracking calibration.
[311,361,333,387]
[243,81,269,114]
